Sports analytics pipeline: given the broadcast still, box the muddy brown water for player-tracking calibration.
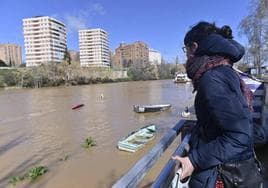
[0,80,194,188]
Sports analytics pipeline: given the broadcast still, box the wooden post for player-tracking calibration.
[112,120,187,188]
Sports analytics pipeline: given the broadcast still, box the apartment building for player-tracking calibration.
[79,28,110,67]
[23,16,67,66]
[0,44,22,66]
[149,49,161,65]
[68,50,80,63]
[112,41,149,68]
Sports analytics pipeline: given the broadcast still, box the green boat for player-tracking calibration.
[117,124,157,152]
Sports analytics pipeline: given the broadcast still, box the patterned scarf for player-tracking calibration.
[186,55,253,111]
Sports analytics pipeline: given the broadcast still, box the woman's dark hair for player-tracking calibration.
[184,21,233,46]
[219,25,233,39]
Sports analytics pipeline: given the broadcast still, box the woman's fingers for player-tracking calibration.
[171,155,182,161]
[172,156,194,180]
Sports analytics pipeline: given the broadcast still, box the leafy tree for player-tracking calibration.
[170,66,177,76]
[19,63,26,68]
[63,49,71,64]
[3,70,21,86]
[157,58,173,79]
[127,62,157,80]
[239,0,268,75]
[22,71,34,87]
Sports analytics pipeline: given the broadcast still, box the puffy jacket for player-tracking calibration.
[188,65,254,188]
[195,33,245,63]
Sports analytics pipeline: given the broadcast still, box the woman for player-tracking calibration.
[172,22,263,187]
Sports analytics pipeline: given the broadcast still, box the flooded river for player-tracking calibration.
[0,80,195,188]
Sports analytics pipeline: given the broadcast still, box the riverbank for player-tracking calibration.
[2,63,268,90]
[0,63,131,88]
[0,60,184,89]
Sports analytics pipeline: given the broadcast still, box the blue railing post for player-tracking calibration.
[152,134,191,188]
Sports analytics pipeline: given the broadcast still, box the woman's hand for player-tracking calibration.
[171,156,194,180]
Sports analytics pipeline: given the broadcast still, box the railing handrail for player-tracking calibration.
[151,133,192,188]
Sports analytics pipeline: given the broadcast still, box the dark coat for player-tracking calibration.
[185,33,256,187]
[188,65,254,188]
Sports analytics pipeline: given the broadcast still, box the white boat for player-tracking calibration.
[173,73,191,83]
[117,124,157,152]
[133,104,171,113]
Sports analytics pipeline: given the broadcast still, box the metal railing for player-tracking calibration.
[112,119,194,188]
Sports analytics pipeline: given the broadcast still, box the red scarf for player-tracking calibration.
[186,55,253,111]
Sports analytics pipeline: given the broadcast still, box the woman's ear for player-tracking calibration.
[191,42,198,53]
[186,42,199,59]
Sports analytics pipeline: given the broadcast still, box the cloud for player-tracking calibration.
[63,3,106,33]
[65,15,87,32]
[91,3,106,15]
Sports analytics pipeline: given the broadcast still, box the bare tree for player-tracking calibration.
[239,0,268,75]
[175,56,179,67]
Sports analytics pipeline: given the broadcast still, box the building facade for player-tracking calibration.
[23,16,67,66]
[149,49,161,65]
[79,28,110,67]
[68,50,80,63]
[112,41,149,68]
[0,44,22,66]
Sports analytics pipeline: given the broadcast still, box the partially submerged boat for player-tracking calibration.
[133,104,171,113]
[117,124,157,152]
[72,104,84,110]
